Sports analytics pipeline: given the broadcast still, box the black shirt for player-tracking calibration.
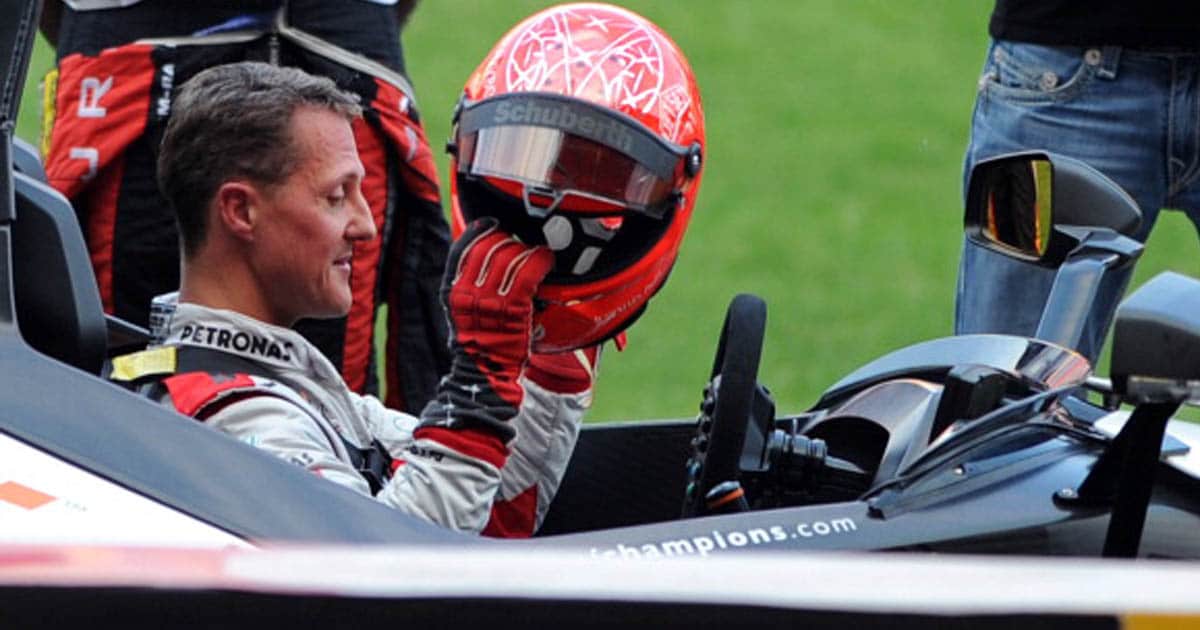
[991,0,1200,48]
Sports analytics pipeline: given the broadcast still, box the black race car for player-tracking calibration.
[4,3,1200,627]
[1,0,1198,560]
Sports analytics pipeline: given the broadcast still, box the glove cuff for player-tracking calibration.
[525,346,600,394]
[421,356,520,443]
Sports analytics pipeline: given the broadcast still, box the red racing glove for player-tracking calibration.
[420,218,554,441]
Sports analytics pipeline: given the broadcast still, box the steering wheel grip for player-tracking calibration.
[682,293,767,517]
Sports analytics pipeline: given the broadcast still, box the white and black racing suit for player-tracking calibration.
[112,301,588,535]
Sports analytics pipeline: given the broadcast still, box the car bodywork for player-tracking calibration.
[7,1,1200,625]
[4,0,1200,561]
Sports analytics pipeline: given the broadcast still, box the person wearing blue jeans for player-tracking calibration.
[957,0,1200,363]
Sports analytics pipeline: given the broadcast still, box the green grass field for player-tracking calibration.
[16,2,1200,422]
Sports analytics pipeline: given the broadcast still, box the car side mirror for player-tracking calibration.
[1111,271,1200,404]
[964,151,1142,266]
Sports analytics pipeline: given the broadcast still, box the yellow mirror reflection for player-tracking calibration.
[982,158,1053,258]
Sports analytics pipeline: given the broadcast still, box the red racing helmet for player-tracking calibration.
[449,2,705,353]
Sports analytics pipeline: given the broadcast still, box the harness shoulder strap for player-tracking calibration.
[109,345,394,493]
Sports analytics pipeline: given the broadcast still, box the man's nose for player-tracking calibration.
[347,187,377,241]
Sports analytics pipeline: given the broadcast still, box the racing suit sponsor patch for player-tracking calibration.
[179,324,296,363]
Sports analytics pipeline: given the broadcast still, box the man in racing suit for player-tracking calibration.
[109,61,594,535]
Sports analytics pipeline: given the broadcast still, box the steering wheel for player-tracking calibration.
[682,293,767,517]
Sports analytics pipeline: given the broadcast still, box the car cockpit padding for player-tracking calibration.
[11,136,45,183]
[11,171,108,374]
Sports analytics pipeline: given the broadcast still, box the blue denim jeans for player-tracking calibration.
[956,40,1200,362]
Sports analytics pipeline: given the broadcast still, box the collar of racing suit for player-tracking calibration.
[162,302,340,383]
[159,301,373,447]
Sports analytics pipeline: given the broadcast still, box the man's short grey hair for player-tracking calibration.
[157,61,363,256]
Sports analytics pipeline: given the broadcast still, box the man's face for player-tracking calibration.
[250,106,375,326]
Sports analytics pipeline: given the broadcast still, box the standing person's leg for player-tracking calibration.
[1161,52,1200,248]
[46,3,265,326]
[957,42,1171,362]
[284,0,405,73]
[285,0,451,411]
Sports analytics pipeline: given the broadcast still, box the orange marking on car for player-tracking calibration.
[0,481,57,509]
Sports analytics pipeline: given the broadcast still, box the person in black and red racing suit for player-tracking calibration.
[40,0,448,415]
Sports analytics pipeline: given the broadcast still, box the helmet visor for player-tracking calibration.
[455,93,698,218]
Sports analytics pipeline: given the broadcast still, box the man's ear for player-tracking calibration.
[214,181,259,243]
